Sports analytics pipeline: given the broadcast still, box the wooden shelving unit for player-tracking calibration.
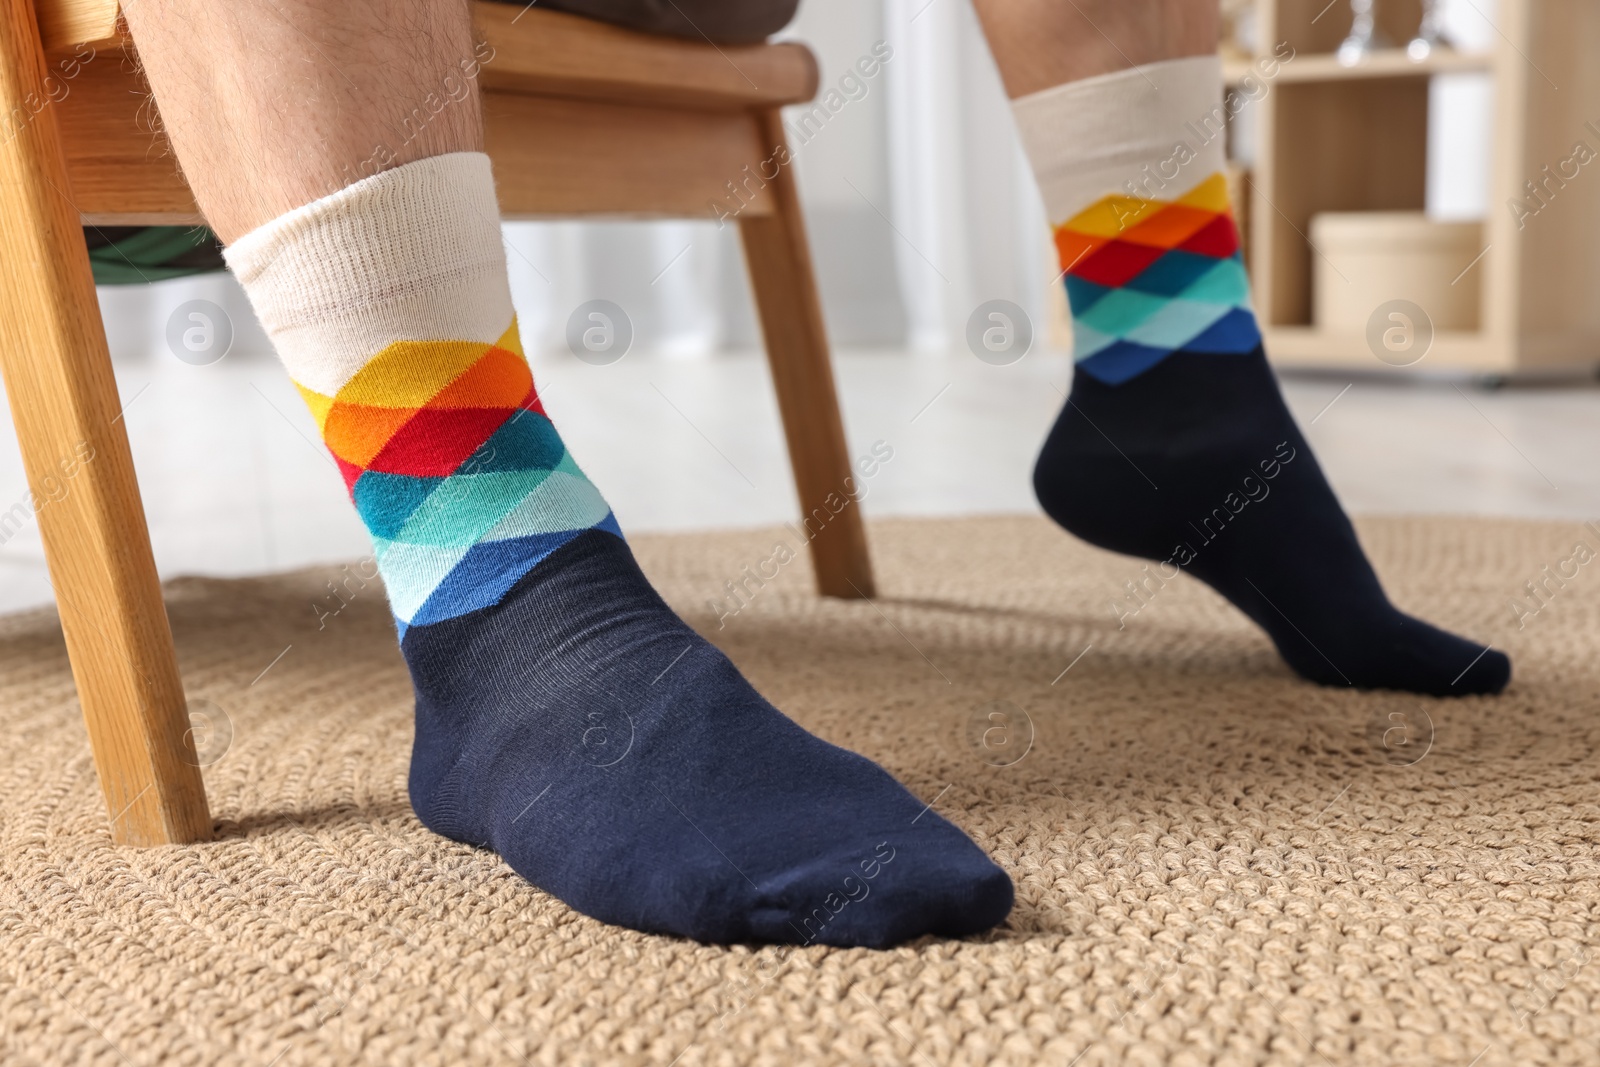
[1235,0,1600,376]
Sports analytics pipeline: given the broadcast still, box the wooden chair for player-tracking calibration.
[0,0,875,847]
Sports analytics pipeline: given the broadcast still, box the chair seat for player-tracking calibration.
[37,1,816,108]
[474,4,816,110]
[42,1,816,224]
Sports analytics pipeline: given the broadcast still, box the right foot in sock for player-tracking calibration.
[405,529,1014,947]
[228,155,1011,947]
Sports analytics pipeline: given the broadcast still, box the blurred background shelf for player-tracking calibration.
[1262,326,1498,370]
[1234,0,1600,376]
[1224,46,1491,85]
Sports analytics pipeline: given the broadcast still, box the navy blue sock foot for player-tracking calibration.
[223,155,1010,948]
[1035,348,1510,696]
[404,530,1014,946]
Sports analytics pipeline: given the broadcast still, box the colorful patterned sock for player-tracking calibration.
[224,153,1013,945]
[295,316,616,640]
[1014,59,1509,695]
[1055,171,1258,385]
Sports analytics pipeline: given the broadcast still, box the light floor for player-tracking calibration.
[2,342,1598,615]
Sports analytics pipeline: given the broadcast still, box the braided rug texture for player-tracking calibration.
[2,515,1599,1066]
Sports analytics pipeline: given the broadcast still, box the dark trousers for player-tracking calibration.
[494,0,799,44]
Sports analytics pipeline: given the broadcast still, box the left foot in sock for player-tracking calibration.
[1035,346,1510,696]
[1008,59,1509,696]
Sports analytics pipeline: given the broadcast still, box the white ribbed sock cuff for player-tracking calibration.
[224,152,515,397]
[1011,55,1228,226]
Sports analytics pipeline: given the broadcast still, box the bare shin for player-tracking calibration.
[123,0,485,242]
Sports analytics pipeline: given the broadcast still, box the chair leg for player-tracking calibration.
[0,0,209,845]
[738,110,876,599]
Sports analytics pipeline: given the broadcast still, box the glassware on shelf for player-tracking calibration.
[1407,0,1452,61]
[1219,0,1257,63]
[1337,0,1383,66]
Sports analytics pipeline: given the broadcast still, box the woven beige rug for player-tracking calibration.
[3,515,1599,1066]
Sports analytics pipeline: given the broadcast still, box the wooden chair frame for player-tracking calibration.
[0,0,874,846]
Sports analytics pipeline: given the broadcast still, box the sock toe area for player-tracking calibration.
[746,818,1014,948]
[1442,640,1511,696]
[1355,614,1510,697]
[1262,608,1511,697]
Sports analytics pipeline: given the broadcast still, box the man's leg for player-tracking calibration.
[973,0,1509,695]
[123,0,1011,946]
[975,0,1216,96]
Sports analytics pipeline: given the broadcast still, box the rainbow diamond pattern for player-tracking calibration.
[1055,172,1261,385]
[296,319,617,638]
